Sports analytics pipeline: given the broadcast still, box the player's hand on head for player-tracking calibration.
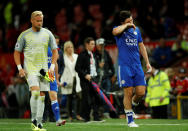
[19,69,26,78]
[126,23,136,30]
[131,23,136,30]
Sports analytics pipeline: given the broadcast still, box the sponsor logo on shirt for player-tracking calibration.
[125,38,137,46]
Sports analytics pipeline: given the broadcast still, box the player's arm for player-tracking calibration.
[139,42,152,72]
[55,62,60,86]
[49,49,58,75]
[51,49,58,65]
[14,50,26,77]
[48,29,59,75]
[14,50,21,66]
[55,62,58,80]
[112,23,136,36]
[14,31,26,77]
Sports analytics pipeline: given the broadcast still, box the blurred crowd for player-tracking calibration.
[0,0,188,119]
[0,0,186,52]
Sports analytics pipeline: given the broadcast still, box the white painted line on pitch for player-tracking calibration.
[139,124,181,126]
[0,122,187,126]
[55,122,186,126]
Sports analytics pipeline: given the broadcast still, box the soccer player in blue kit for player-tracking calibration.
[47,47,66,126]
[112,10,152,127]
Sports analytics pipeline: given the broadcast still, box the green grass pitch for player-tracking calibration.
[0,119,188,131]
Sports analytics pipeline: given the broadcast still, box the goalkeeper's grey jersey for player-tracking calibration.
[15,27,57,76]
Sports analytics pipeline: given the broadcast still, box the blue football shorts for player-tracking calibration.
[50,79,58,92]
[117,64,146,88]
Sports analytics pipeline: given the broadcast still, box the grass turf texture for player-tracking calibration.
[0,119,188,131]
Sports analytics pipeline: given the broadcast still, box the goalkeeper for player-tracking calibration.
[14,11,58,131]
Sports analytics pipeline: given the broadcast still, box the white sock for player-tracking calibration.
[124,109,134,124]
[30,91,40,121]
[124,109,133,114]
[37,95,45,124]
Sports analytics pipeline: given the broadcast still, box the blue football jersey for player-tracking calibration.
[114,27,143,65]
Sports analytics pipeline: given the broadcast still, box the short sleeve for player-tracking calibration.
[137,28,143,43]
[14,32,25,52]
[48,31,57,50]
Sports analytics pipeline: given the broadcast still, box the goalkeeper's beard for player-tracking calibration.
[34,25,42,32]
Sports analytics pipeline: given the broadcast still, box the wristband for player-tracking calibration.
[17,64,22,70]
[50,64,55,71]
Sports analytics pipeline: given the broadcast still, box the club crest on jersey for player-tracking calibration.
[42,38,48,43]
[134,31,137,35]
